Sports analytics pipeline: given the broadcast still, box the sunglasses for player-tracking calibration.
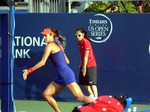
[75,34,82,37]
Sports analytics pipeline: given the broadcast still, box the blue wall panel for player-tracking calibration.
[1,13,150,103]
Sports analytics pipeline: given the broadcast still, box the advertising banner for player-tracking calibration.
[1,13,150,103]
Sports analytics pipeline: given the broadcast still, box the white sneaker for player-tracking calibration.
[89,94,94,99]
[93,97,98,101]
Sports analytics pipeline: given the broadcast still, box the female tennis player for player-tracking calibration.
[22,28,93,112]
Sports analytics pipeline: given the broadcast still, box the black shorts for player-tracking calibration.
[78,66,97,85]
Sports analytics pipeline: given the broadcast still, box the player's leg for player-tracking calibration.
[79,67,94,97]
[138,2,144,13]
[148,0,150,7]
[86,66,98,98]
[83,85,94,98]
[67,82,93,103]
[90,85,98,98]
[42,81,65,112]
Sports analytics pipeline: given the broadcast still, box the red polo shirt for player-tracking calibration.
[78,38,96,68]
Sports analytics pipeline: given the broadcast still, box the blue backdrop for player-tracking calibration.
[1,13,150,104]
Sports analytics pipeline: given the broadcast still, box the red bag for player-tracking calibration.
[74,96,124,112]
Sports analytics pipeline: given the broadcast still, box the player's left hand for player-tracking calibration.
[82,69,86,77]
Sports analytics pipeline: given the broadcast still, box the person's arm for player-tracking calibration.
[23,44,52,80]
[64,53,70,64]
[59,44,70,64]
[82,50,89,76]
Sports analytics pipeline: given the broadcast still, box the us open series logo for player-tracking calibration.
[88,14,113,43]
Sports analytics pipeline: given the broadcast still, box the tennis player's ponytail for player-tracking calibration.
[53,28,67,49]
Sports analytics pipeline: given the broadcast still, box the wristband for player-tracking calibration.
[28,68,33,74]
[82,67,86,70]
